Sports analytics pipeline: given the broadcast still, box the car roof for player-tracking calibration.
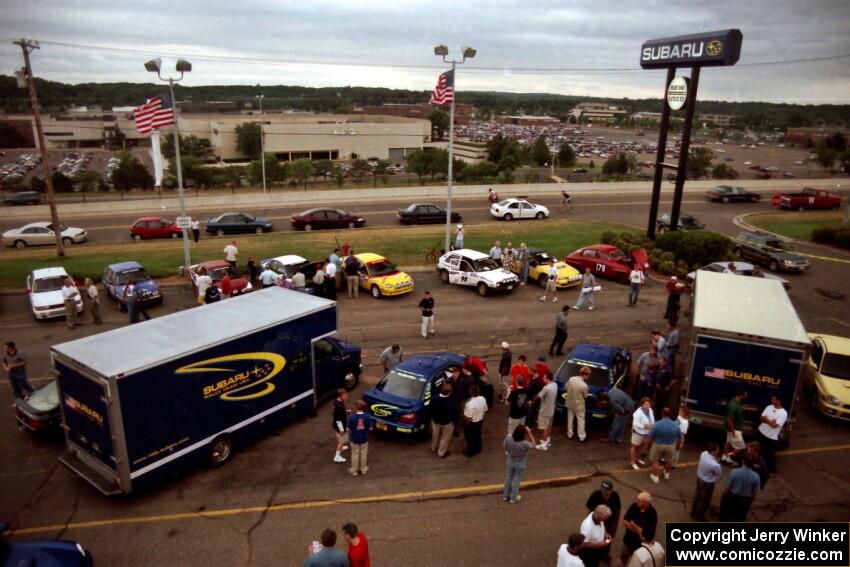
[738,231,777,242]
[196,260,230,269]
[31,267,70,279]
[578,244,619,254]
[449,248,489,260]
[135,216,165,222]
[527,247,548,255]
[809,334,850,356]
[301,207,343,214]
[396,352,465,375]
[407,203,438,208]
[355,252,386,263]
[20,221,52,229]
[267,254,307,265]
[567,343,621,367]
[107,261,144,271]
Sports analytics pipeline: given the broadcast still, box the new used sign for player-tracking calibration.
[640,29,742,69]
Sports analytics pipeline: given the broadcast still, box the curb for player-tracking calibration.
[734,212,850,258]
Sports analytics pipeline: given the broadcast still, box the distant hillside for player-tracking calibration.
[1,75,847,129]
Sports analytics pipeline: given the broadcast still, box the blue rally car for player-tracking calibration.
[1,522,93,566]
[363,352,465,435]
[102,261,163,310]
[554,343,631,420]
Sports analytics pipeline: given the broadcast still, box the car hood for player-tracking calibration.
[61,227,86,237]
[5,539,89,566]
[116,279,160,294]
[363,389,417,410]
[554,263,582,279]
[371,272,412,285]
[30,289,71,307]
[818,374,850,401]
[479,269,519,283]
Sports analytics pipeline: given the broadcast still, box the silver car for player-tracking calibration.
[2,221,87,248]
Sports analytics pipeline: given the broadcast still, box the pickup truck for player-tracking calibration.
[771,187,843,210]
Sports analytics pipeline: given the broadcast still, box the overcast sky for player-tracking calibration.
[1,0,849,104]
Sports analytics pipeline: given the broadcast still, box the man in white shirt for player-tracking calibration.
[630,398,655,470]
[579,504,612,567]
[291,268,306,290]
[627,267,645,307]
[258,265,279,289]
[463,384,488,457]
[565,367,590,442]
[556,533,586,567]
[757,395,787,473]
[61,278,80,329]
[627,527,664,567]
[223,240,238,267]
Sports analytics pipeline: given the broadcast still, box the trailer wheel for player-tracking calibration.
[343,371,358,391]
[208,435,234,467]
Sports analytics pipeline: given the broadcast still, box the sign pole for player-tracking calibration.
[444,60,456,255]
[669,66,701,232]
[647,67,676,239]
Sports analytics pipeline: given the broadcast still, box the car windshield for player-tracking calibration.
[609,249,626,260]
[497,200,511,207]
[209,267,240,281]
[28,380,59,412]
[473,257,500,272]
[116,268,151,284]
[558,361,610,388]
[764,240,791,251]
[377,369,426,400]
[160,218,173,225]
[368,260,397,276]
[822,353,850,381]
[46,224,68,232]
[403,204,417,212]
[32,276,66,293]
[534,252,552,262]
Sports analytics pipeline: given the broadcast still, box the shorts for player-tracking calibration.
[537,414,553,429]
[726,430,745,450]
[546,278,557,291]
[649,443,675,462]
[631,432,649,446]
[335,430,349,445]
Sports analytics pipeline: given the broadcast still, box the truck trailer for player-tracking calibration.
[683,270,811,435]
[52,287,361,495]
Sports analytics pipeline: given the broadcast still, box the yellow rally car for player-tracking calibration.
[515,247,582,288]
[806,333,850,421]
[348,253,414,298]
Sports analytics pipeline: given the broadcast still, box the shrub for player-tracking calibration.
[811,228,837,244]
[653,231,732,269]
[657,260,676,275]
[836,230,850,249]
[600,231,617,244]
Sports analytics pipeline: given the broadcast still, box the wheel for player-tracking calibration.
[13,239,27,248]
[304,224,312,231]
[751,196,760,202]
[371,285,382,299]
[503,213,513,221]
[439,269,449,283]
[216,228,225,237]
[255,226,264,234]
[343,371,358,391]
[170,232,179,239]
[797,205,805,212]
[538,274,548,289]
[768,259,779,272]
[62,237,73,246]
[535,211,545,220]
[410,217,418,225]
[722,197,730,203]
[477,282,488,297]
[732,247,743,258]
[133,234,142,241]
[348,221,356,229]
[207,435,234,467]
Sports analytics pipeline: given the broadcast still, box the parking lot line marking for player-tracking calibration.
[10,442,850,536]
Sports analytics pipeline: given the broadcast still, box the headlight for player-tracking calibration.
[826,395,841,405]
[783,260,794,265]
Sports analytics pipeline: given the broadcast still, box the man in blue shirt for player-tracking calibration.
[647,407,683,484]
[304,528,349,567]
[690,442,722,521]
[718,457,761,521]
[600,387,634,444]
[347,400,374,477]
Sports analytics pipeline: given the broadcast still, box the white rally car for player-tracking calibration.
[490,198,549,221]
[27,267,83,320]
[437,249,519,296]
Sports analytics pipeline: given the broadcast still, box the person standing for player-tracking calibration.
[690,442,722,521]
[718,456,761,521]
[196,271,213,303]
[565,367,590,442]
[246,257,259,288]
[342,523,370,567]
[586,480,622,538]
[489,240,502,264]
[344,253,360,299]
[579,505,613,567]
[380,344,403,373]
[517,243,530,285]
[648,407,683,484]
[574,267,596,311]
[324,258,338,299]
[556,534,586,567]
[191,219,200,243]
[223,240,238,268]
[664,282,682,325]
[61,277,80,329]
[220,273,233,299]
[454,224,464,250]
[510,354,531,390]
[3,342,33,400]
[533,355,551,382]
[665,322,680,371]
[632,360,657,403]
[463,384,488,457]
[329,248,342,290]
[502,425,538,504]
[418,291,435,339]
[431,383,456,458]
[347,400,374,476]
[312,265,326,297]
[304,529,349,567]
[722,389,748,464]
[498,341,512,404]
[630,398,655,470]
[549,306,570,357]
[204,283,221,304]
[539,258,559,303]
[488,187,499,203]
[83,278,102,325]
[332,390,350,464]
[600,386,634,444]
[627,527,665,567]
[506,376,529,435]
[502,242,516,273]
[259,264,280,288]
[627,267,644,307]
[122,279,139,323]
[535,373,558,450]
[341,241,351,258]
[653,358,678,415]
[291,268,306,291]
[672,404,689,466]
[621,492,657,567]
[757,395,787,474]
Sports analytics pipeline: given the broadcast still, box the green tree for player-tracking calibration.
[407,151,429,182]
[247,153,287,186]
[289,158,315,189]
[487,133,506,163]
[602,154,629,179]
[824,132,847,153]
[498,138,524,172]
[313,160,334,182]
[712,163,739,180]
[531,135,550,166]
[351,159,371,180]
[557,143,576,167]
[461,161,499,182]
[686,147,714,179]
[73,170,101,200]
[428,110,449,140]
[161,134,213,160]
[112,151,154,191]
[235,122,262,157]
[51,172,73,192]
[838,149,850,174]
[816,146,837,172]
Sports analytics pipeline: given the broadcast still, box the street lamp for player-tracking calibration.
[433,44,476,253]
[256,95,267,194]
[144,57,192,277]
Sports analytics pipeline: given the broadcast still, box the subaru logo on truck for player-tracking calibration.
[176,352,286,401]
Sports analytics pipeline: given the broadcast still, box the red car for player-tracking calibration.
[130,217,183,240]
[564,244,650,284]
[189,260,253,295]
[770,187,843,210]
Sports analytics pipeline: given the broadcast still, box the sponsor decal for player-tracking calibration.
[64,395,104,426]
[370,403,398,418]
[705,366,780,387]
[176,352,286,401]
[706,40,723,56]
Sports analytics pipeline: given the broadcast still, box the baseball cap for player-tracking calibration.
[601,480,613,491]
[537,355,546,361]
[501,341,510,349]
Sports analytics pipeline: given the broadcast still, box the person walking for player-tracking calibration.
[549,306,570,356]
[539,258,559,303]
[131,281,152,321]
[344,253,360,299]
[463,384,488,457]
[380,344,403,373]
[191,219,200,243]
[454,224,464,250]
[488,187,499,203]
[506,376,529,435]
[556,534,586,567]
[534,373,558,450]
[516,243,530,285]
[627,527,665,567]
[757,395,787,474]
[4,342,33,400]
[223,240,238,268]
[621,492,658,567]
[600,386,635,444]
[586,480,622,538]
[246,257,259,288]
[722,389,748,464]
[61,277,80,329]
[690,442,722,521]
[332,389,350,464]
[342,523,370,567]
[648,407,683,484]
[83,278,102,325]
[502,425,538,504]
[431,383,457,458]
[628,267,645,307]
[304,529,349,567]
[718,456,761,521]
[630,398,655,470]
[672,404,689,466]
[579,505,613,567]
[565,367,590,442]
[561,190,573,213]
[498,341,512,403]
[502,242,516,273]
[489,240,502,264]
[347,400,374,476]
[418,291,435,339]
[574,267,596,311]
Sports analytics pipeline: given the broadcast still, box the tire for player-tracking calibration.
[797,205,805,212]
[477,282,488,297]
[722,197,730,203]
[216,228,225,237]
[348,221,356,229]
[538,274,548,289]
[62,237,73,246]
[371,285,382,299]
[13,239,26,248]
[255,226,264,234]
[439,269,449,283]
[751,196,760,202]
[535,211,545,220]
[503,213,513,221]
[133,234,142,241]
[343,371,358,391]
[768,259,779,272]
[304,224,312,231]
[410,217,418,225]
[170,232,179,239]
[207,435,234,467]
[732,247,743,258]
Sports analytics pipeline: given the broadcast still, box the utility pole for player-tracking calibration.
[15,39,65,256]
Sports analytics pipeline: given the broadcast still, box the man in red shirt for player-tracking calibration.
[343,522,370,567]
[220,273,233,298]
[534,355,551,379]
[510,354,532,390]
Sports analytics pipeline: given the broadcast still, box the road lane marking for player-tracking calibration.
[10,442,850,536]
[795,251,850,264]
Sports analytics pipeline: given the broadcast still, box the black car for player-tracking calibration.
[290,208,365,231]
[13,380,61,433]
[397,203,461,225]
[705,185,760,203]
[657,213,705,233]
[205,212,273,236]
[732,231,811,273]
[4,191,43,206]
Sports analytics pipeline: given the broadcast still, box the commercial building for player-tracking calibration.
[569,102,627,123]
[699,113,736,127]
[357,102,477,125]
[452,140,489,163]
[785,127,850,147]
[497,115,560,126]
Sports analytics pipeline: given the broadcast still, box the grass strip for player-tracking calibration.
[746,211,844,241]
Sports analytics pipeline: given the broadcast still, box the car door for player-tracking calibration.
[321,210,339,228]
[520,201,536,219]
[312,338,344,399]
[581,249,599,275]
[236,213,253,233]
[447,255,465,285]
[29,226,53,245]
[102,268,115,298]
[807,339,825,392]
[424,205,441,223]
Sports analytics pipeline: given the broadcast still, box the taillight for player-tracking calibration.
[399,412,417,424]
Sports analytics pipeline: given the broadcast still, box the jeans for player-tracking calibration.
[520,261,529,284]
[431,422,453,456]
[9,373,34,400]
[503,458,527,501]
[421,315,435,338]
[575,291,594,309]
[608,412,629,443]
[349,442,369,475]
[629,283,640,305]
[455,239,463,250]
[549,328,567,355]
[719,491,752,522]
[691,478,716,520]
[127,301,139,324]
[758,431,780,473]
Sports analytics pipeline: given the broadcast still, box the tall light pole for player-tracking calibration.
[256,94,267,194]
[14,39,65,257]
[144,57,192,276]
[433,44,475,253]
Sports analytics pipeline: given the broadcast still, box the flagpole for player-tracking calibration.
[444,60,456,254]
[168,79,192,276]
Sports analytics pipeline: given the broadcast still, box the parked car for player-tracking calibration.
[102,261,163,310]
[345,253,415,298]
[514,247,582,289]
[397,203,461,225]
[290,208,365,231]
[656,213,705,233]
[260,254,324,294]
[564,244,650,284]
[189,260,253,296]
[805,333,850,421]
[27,267,83,320]
[129,217,183,240]
[771,187,844,210]
[437,249,519,296]
[573,168,589,173]
[363,352,464,436]
[686,261,790,289]
[13,380,61,433]
[732,232,811,272]
[205,212,272,236]
[3,190,43,206]
[490,198,549,221]
[3,222,87,248]
[1,522,93,566]
[553,343,631,420]
[704,185,760,203]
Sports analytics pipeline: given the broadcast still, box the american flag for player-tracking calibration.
[134,91,175,134]
[430,70,454,106]
[704,367,726,379]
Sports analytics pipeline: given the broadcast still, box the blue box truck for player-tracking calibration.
[683,270,811,436]
[51,287,361,495]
